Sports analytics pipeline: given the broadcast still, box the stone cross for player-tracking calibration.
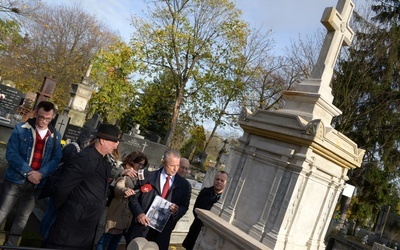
[81,64,93,86]
[142,141,148,152]
[54,114,70,138]
[85,64,93,78]
[310,0,354,82]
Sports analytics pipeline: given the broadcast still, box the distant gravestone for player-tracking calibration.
[193,152,207,165]
[148,134,161,143]
[63,124,83,142]
[0,84,23,117]
[33,77,56,109]
[202,166,218,189]
[22,92,37,110]
[375,205,391,237]
[63,65,94,127]
[53,114,70,138]
[119,134,167,168]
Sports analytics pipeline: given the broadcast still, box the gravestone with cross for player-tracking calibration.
[311,0,354,83]
[279,0,354,126]
[195,1,365,249]
[53,114,71,139]
[119,134,167,168]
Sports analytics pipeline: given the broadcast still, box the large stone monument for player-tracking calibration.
[195,0,365,249]
[63,64,94,127]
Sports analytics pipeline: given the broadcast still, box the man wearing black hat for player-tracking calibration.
[44,124,122,249]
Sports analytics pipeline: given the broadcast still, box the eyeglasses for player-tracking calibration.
[37,115,53,122]
[136,162,145,167]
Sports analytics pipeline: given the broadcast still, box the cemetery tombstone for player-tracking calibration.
[0,84,23,142]
[53,114,71,139]
[148,134,161,143]
[63,65,95,127]
[119,134,167,168]
[63,124,83,142]
[201,166,218,189]
[21,92,37,111]
[0,84,23,119]
[375,206,391,237]
[33,77,56,109]
[18,91,37,119]
[194,1,365,249]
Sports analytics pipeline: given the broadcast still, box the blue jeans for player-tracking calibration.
[39,197,57,240]
[0,179,39,246]
[96,232,123,250]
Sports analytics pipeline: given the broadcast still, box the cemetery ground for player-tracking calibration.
[0,142,185,249]
[0,142,383,250]
[0,141,393,250]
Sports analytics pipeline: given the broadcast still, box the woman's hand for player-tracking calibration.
[122,168,137,178]
[124,188,136,198]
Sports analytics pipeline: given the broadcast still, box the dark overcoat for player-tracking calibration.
[44,145,112,249]
[182,186,221,250]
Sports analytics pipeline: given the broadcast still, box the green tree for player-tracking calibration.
[331,1,400,226]
[129,0,249,147]
[0,19,22,52]
[89,41,138,125]
[193,28,274,152]
[180,126,206,160]
[120,72,176,139]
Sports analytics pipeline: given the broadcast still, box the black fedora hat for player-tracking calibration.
[92,124,122,142]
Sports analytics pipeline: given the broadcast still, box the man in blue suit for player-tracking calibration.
[128,148,191,250]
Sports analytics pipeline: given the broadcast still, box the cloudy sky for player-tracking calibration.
[43,0,364,54]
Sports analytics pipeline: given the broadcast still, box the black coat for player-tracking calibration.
[182,186,221,250]
[44,145,112,249]
[128,168,191,250]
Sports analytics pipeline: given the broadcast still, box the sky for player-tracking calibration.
[43,0,364,55]
[42,0,365,136]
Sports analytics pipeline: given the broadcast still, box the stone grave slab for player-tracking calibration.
[64,124,83,142]
[119,134,167,168]
[0,84,23,118]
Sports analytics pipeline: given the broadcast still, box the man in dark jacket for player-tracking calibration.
[128,149,192,250]
[0,101,62,246]
[182,171,228,250]
[44,124,122,249]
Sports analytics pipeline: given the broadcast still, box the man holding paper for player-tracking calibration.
[127,148,191,250]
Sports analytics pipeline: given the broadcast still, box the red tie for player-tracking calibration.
[161,176,171,198]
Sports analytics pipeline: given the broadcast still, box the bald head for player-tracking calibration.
[178,158,190,177]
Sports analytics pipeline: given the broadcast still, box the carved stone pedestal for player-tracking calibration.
[195,110,364,249]
[195,1,364,249]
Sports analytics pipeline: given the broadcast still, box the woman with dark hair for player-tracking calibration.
[96,151,148,250]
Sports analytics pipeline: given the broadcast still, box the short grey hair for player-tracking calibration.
[162,148,181,163]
